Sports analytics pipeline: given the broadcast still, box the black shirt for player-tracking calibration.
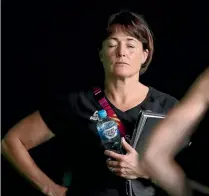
[39,86,178,196]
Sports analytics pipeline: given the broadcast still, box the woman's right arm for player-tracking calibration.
[1,111,67,196]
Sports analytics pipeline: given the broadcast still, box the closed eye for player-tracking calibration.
[108,45,117,48]
[127,45,135,48]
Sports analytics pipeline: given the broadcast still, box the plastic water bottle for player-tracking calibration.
[97,110,123,154]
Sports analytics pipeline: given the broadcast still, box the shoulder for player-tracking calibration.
[61,87,101,119]
[68,87,94,101]
[67,87,96,107]
[40,87,95,115]
[39,87,97,135]
[151,87,178,105]
[144,87,178,114]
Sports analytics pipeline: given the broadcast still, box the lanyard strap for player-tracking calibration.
[93,87,126,137]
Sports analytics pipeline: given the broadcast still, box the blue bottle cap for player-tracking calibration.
[98,110,107,119]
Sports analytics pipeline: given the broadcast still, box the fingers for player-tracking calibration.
[107,160,125,168]
[104,150,124,160]
[140,175,150,179]
[107,166,126,177]
[111,167,125,173]
[42,187,56,196]
[43,186,53,196]
[43,184,67,196]
[107,162,149,180]
[121,137,134,153]
[104,137,135,159]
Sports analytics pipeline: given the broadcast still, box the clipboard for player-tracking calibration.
[131,110,166,155]
[127,111,167,196]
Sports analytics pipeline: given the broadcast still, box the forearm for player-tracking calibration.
[1,138,57,195]
[147,98,207,157]
[146,156,192,196]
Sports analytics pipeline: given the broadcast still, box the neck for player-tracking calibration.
[104,74,143,103]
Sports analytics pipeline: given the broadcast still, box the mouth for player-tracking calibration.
[115,62,129,65]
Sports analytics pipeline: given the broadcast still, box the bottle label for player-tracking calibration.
[103,126,118,139]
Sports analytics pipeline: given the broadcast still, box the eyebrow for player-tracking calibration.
[108,37,138,42]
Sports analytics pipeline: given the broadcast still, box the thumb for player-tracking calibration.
[122,137,134,153]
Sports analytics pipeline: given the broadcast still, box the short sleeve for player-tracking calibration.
[160,94,179,113]
[39,92,76,137]
[147,87,179,114]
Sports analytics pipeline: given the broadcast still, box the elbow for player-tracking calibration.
[143,146,170,172]
[1,134,19,156]
[143,148,158,169]
[1,138,11,156]
[143,143,159,163]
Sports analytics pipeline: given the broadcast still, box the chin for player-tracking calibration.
[112,70,132,78]
[112,68,140,79]
[107,66,138,78]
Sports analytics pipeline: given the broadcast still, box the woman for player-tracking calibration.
[2,11,178,196]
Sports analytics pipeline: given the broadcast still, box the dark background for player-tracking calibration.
[2,0,209,195]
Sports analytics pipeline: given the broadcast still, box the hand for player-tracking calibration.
[104,137,149,180]
[42,184,68,196]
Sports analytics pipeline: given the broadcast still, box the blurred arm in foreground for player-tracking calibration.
[143,67,209,196]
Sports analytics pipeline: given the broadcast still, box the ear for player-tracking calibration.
[142,49,149,64]
[99,49,103,62]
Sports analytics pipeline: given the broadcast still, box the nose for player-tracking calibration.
[116,44,126,57]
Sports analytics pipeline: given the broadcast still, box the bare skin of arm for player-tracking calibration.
[1,111,67,196]
[143,67,209,196]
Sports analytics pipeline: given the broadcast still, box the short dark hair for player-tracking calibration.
[98,11,154,75]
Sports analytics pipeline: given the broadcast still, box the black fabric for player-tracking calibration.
[39,86,178,196]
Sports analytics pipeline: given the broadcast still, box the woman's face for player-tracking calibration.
[100,29,148,78]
